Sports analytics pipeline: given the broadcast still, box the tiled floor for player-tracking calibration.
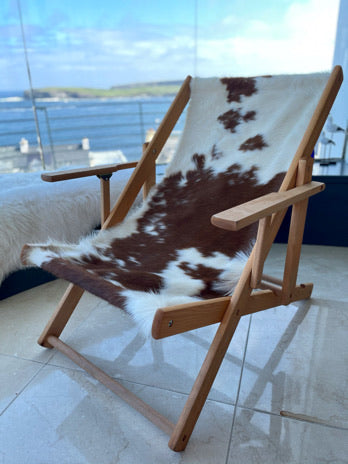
[0,244,347,463]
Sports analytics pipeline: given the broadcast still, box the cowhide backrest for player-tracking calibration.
[23,73,330,334]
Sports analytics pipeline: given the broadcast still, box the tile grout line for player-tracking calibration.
[224,314,253,464]
[0,351,51,365]
[0,346,57,417]
[0,361,47,416]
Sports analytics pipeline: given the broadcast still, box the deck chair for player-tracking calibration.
[21,66,342,451]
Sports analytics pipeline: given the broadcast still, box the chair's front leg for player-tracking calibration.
[168,299,242,451]
[168,257,254,452]
[38,283,84,348]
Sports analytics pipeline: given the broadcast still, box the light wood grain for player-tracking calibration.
[152,282,313,340]
[241,283,313,316]
[211,181,325,231]
[251,215,271,288]
[152,297,231,339]
[142,142,156,199]
[41,162,138,182]
[100,176,111,225]
[47,335,175,436]
[38,283,84,348]
[281,158,313,304]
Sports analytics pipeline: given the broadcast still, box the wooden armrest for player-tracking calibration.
[211,181,325,231]
[41,162,138,182]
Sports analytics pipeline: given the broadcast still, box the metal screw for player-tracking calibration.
[168,320,173,327]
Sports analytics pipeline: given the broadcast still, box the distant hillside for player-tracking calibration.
[24,81,182,99]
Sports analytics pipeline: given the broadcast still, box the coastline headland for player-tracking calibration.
[23,80,183,99]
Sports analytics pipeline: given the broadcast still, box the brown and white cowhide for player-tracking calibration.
[22,73,329,334]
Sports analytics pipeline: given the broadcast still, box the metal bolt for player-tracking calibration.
[168,320,173,327]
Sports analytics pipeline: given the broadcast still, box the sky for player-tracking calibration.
[0,0,341,90]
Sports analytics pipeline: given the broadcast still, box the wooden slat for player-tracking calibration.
[262,274,283,286]
[41,162,138,182]
[152,283,313,340]
[281,159,314,304]
[258,281,283,296]
[47,335,175,436]
[296,157,314,185]
[142,142,156,199]
[211,181,325,231]
[241,282,313,316]
[251,215,271,288]
[100,177,111,225]
[152,297,231,339]
[103,76,192,229]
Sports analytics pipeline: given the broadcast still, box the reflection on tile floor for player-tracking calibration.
[0,244,347,463]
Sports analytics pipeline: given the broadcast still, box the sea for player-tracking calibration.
[0,90,185,165]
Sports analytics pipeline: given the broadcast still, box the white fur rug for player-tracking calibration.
[0,168,136,285]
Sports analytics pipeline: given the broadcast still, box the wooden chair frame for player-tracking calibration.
[36,67,343,451]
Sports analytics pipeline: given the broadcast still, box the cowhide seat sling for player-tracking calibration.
[22,66,342,451]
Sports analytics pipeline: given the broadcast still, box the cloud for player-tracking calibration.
[196,0,340,76]
[0,0,340,89]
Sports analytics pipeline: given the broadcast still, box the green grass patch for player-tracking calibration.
[27,84,182,99]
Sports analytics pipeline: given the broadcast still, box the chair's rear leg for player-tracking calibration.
[281,199,309,304]
[38,283,84,348]
[282,158,313,304]
[168,306,241,451]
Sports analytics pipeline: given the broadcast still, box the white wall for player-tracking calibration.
[331,0,348,159]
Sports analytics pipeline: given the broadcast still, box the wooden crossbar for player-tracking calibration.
[152,283,313,339]
[47,335,175,436]
[152,297,231,339]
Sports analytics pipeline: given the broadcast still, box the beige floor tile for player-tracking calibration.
[228,407,348,464]
[0,364,234,464]
[0,279,100,362]
[46,298,250,404]
[1,243,347,462]
[0,354,43,414]
[266,244,348,302]
[238,298,348,429]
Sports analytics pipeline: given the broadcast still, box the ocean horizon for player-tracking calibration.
[0,93,184,170]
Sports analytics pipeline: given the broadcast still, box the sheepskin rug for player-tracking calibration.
[22,73,329,334]
[0,168,136,285]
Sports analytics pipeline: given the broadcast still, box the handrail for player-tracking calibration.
[0,98,185,166]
